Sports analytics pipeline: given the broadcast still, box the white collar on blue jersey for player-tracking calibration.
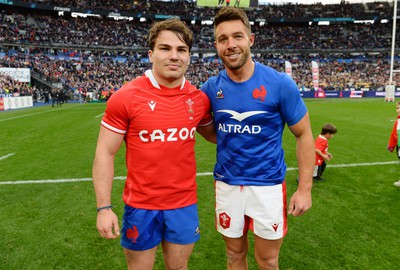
[145,70,186,90]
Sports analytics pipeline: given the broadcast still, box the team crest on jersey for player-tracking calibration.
[216,89,224,99]
[252,85,267,102]
[185,98,195,114]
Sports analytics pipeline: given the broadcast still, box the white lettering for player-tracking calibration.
[150,130,165,142]
[167,128,178,141]
[54,6,71,12]
[179,128,189,140]
[139,130,149,142]
[241,125,251,133]
[218,123,262,134]
[139,127,197,142]
[190,127,196,138]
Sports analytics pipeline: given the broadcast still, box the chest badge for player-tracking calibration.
[216,89,224,99]
[185,98,195,114]
[252,85,267,102]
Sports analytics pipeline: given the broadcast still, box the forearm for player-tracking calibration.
[93,154,115,207]
[197,124,217,144]
[296,134,315,191]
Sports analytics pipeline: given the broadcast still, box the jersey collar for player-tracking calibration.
[145,70,186,90]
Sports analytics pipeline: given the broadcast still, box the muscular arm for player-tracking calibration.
[197,123,217,144]
[92,126,124,238]
[287,112,315,216]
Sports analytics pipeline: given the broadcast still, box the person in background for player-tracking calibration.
[201,7,315,270]
[50,89,58,107]
[387,101,400,187]
[314,123,337,180]
[92,18,215,270]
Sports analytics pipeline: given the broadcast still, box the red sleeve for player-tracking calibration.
[315,137,327,154]
[388,120,398,148]
[101,82,134,134]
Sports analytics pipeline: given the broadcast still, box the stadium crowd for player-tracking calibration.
[1,9,398,50]
[18,0,394,19]
[0,0,399,101]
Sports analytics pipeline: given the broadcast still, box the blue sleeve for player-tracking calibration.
[279,73,307,127]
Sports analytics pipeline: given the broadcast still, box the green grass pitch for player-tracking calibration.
[1,98,400,269]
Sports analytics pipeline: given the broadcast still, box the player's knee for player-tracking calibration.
[226,247,247,264]
[165,259,188,270]
[256,255,279,270]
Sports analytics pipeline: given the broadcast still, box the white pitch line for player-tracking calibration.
[95,113,104,118]
[0,105,78,122]
[286,161,399,171]
[0,161,398,185]
[0,176,125,185]
[0,153,15,161]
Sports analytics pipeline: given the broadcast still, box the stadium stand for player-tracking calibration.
[0,0,399,101]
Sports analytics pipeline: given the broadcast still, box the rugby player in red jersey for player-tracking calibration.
[92,18,215,270]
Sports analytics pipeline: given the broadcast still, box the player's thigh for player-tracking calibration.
[253,235,283,265]
[222,234,249,255]
[245,184,287,240]
[124,246,158,270]
[163,204,200,245]
[161,241,194,270]
[215,181,246,238]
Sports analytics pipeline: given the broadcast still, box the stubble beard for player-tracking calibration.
[222,50,249,71]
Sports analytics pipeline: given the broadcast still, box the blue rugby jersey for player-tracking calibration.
[201,62,307,186]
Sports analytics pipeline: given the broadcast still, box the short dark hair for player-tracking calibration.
[213,7,251,36]
[148,18,193,52]
[321,123,337,135]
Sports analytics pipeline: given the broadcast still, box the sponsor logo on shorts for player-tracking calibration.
[195,226,200,235]
[219,212,231,229]
[126,225,139,243]
[272,223,279,232]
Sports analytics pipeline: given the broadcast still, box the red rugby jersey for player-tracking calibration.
[101,70,213,210]
[315,134,328,166]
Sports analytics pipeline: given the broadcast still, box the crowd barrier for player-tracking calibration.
[0,96,33,111]
[300,90,399,99]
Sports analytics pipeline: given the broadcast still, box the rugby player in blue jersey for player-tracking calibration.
[201,7,315,270]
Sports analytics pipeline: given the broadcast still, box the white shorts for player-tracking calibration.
[313,165,319,177]
[215,181,287,240]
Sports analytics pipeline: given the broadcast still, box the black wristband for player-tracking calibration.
[96,205,113,212]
